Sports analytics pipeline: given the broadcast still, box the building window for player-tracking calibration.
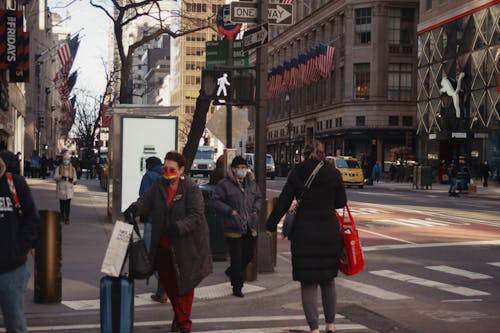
[335,117,342,128]
[356,116,365,126]
[403,116,413,126]
[354,63,370,99]
[388,63,412,101]
[425,0,432,10]
[316,121,323,131]
[389,116,399,126]
[301,124,306,133]
[355,8,371,44]
[388,8,415,48]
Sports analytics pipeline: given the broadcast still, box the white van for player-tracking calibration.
[191,146,216,177]
[244,153,276,179]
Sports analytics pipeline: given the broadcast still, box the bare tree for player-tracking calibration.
[71,62,117,155]
[90,0,217,168]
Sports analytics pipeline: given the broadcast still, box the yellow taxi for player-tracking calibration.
[326,156,364,188]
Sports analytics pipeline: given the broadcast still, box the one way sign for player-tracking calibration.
[243,23,268,52]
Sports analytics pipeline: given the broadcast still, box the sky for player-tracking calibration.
[48,0,111,96]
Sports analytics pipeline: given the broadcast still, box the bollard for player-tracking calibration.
[257,197,278,273]
[34,210,62,303]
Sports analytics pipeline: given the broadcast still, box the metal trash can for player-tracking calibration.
[34,210,62,303]
[199,185,227,261]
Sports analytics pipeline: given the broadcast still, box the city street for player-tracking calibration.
[1,177,498,333]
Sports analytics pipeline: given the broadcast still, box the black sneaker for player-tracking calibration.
[170,319,179,332]
[232,288,244,298]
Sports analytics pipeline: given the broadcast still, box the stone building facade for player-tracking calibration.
[247,0,419,173]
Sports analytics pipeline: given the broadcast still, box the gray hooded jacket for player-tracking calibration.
[212,170,263,236]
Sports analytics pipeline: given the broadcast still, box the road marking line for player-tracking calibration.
[0,316,366,332]
[63,283,266,310]
[363,240,500,252]
[370,270,490,296]
[441,299,483,303]
[337,278,411,300]
[357,227,415,244]
[376,219,420,227]
[425,265,493,279]
[488,262,500,267]
[195,324,368,333]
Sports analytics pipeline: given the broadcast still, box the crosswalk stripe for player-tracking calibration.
[488,262,500,268]
[337,278,411,300]
[425,265,493,279]
[0,316,366,332]
[377,219,421,227]
[370,270,490,297]
[376,218,451,228]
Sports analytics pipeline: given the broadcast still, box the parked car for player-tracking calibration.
[326,156,364,188]
[244,153,276,179]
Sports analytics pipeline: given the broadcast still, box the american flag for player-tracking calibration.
[290,58,299,89]
[57,34,80,67]
[317,44,336,78]
[280,0,294,3]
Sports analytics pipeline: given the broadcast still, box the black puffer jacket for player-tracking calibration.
[267,158,347,282]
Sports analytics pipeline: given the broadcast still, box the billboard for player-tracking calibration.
[120,116,177,212]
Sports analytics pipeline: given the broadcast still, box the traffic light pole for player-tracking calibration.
[226,39,233,149]
[255,0,274,274]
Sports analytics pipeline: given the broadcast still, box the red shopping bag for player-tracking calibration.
[336,204,364,276]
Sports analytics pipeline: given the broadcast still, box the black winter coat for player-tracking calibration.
[133,176,212,295]
[266,159,347,283]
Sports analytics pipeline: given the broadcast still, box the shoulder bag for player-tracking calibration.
[336,204,365,276]
[127,215,154,279]
[282,161,324,239]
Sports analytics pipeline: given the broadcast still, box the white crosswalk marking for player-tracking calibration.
[370,270,490,297]
[488,262,500,268]
[376,218,451,228]
[425,265,493,279]
[337,278,411,300]
[0,316,369,332]
[340,207,388,215]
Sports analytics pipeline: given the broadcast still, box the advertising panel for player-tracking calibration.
[120,116,177,211]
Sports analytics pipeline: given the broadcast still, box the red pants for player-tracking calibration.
[157,242,194,330]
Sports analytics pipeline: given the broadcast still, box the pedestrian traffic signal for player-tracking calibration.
[202,70,232,104]
[201,69,255,106]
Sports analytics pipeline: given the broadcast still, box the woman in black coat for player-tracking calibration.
[266,142,347,333]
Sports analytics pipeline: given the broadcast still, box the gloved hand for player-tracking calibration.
[165,222,180,239]
[68,178,74,182]
[123,204,138,222]
[266,220,277,232]
[61,176,68,181]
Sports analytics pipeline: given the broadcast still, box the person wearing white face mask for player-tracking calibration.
[54,154,77,224]
[212,156,263,297]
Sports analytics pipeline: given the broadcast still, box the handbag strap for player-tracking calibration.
[297,161,324,204]
[126,214,143,240]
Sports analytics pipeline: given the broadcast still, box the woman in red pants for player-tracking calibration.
[125,151,212,333]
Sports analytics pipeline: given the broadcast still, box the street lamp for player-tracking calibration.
[285,93,292,166]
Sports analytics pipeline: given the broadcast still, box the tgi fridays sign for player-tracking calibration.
[0,10,29,83]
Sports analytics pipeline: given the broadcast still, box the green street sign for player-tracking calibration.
[205,40,249,69]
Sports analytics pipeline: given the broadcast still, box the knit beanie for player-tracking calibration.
[231,156,248,168]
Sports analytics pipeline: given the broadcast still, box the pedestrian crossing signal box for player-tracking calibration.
[201,69,255,106]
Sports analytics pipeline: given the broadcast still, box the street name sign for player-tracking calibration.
[243,23,268,52]
[230,2,293,25]
[205,40,249,69]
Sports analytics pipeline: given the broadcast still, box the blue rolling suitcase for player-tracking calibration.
[100,276,134,333]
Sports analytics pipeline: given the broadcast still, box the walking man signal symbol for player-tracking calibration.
[217,73,230,98]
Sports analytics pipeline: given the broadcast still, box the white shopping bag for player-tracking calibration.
[101,221,133,277]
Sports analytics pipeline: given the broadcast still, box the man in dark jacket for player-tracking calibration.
[480,161,492,187]
[212,156,263,297]
[0,151,40,333]
[125,151,212,333]
[138,156,167,303]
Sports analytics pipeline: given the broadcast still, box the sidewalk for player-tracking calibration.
[363,179,500,200]
[23,177,295,315]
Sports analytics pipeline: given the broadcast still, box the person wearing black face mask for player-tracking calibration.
[211,156,263,298]
[124,151,212,333]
